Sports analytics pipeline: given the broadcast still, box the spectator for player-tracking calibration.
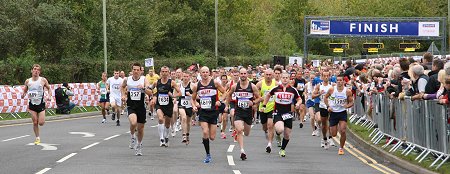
[424,70,446,100]
[55,83,75,114]
[425,59,444,95]
[343,60,355,79]
[422,52,433,70]
[409,64,428,100]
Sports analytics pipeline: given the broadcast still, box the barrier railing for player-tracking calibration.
[349,94,450,169]
[0,83,101,118]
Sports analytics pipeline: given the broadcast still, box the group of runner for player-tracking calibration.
[22,62,355,163]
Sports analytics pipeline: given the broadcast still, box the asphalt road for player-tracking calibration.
[0,114,412,174]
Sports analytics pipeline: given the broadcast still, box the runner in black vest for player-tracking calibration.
[227,68,261,160]
[292,69,307,128]
[191,66,226,163]
[151,66,181,147]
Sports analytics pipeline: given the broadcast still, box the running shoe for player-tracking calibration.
[160,139,166,147]
[135,144,142,156]
[116,120,120,126]
[182,135,187,143]
[299,122,303,128]
[203,154,212,163]
[129,137,136,149]
[279,149,286,157]
[171,127,176,137]
[231,130,237,137]
[324,141,330,150]
[233,133,238,143]
[338,148,345,155]
[165,138,169,147]
[276,134,282,147]
[328,139,336,147]
[320,139,325,148]
[266,146,272,153]
[220,132,226,139]
[34,138,40,145]
[111,113,116,120]
[240,153,247,160]
[101,119,106,123]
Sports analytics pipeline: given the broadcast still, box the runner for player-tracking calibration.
[145,68,160,120]
[256,69,277,153]
[178,71,194,145]
[261,72,302,157]
[305,71,321,136]
[227,68,261,160]
[219,74,229,139]
[313,70,334,149]
[107,70,124,126]
[292,68,307,128]
[324,74,354,155]
[172,68,183,137]
[121,62,152,156]
[152,66,181,147]
[226,69,240,141]
[191,66,226,163]
[22,64,52,145]
[97,72,110,123]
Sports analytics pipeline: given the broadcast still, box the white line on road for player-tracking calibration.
[81,142,100,150]
[125,131,131,134]
[227,155,235,166]
[2,135,30,142]
[150,125,158,128]
[57,153,77,163]
[35,168,51,174]
[227,145,235,153]
[233,170,242,174]
[104,134,120,140]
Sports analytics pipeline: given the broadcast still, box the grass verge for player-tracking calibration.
[348,122,450,174]
[0,106,99,121]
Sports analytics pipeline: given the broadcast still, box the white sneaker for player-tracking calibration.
[135,144,142,156]
[312,131,316,136]
[324,140,330,150]
[328,139,336,147]
[129,138,136,149]
[320,139,325,148]
[160,139,166,147]
[101,119,106,123]
[171,128,176,137]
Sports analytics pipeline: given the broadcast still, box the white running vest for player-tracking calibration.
[330,86,347,113]
[27,77,44,105]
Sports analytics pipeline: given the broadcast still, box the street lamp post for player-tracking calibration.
[215,0,218,64]
[102,0,108,74]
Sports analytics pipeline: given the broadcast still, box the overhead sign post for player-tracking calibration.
[304,16,446,64]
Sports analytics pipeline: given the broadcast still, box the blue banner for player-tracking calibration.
[310,20,439,37]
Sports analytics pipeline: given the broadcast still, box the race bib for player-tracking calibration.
[158,94,170,105]
[181,97,192,107]
[129,88,141,101]
[100,88,107,95]
[281,113,293,120]
[264,91,274,102]
[237,98,250,109]
[334,98,346,105]
[200,97,212,109]
[297,83,305,91]
[112,84,120,90]
[28,91,42,105]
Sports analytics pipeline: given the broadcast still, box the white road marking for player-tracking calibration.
[104,134,120,140]
[27,143,58,150]
[57,153,77,163]
[150,125,158,128]
[227,145,235,153]
[227,155,235,166]
[81,142,100,150]
[233,170,242,174]
[35,168,51,174]
[2,135,30,142]
[125,131,131,134]
[69,132,95,137]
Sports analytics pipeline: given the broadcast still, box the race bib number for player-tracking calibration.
[281,113,293,120]
[158,94,170,105]
[28,91,42,105]
[181,97,192,107]
[237,98,250,109]
[200,97,212,109]
[297,83,305,91]
[129,88,141,101]
[112,84,120,90]
[264,91,274,102]
[334,98,346,105]
[100,88,107,95]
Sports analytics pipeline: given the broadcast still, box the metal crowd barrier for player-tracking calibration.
[349,93,450,169]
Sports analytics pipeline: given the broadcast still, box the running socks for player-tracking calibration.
[281,138,289,150]
[202,138,210,155]
[164,127,170,138]
[158,124,164,139]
